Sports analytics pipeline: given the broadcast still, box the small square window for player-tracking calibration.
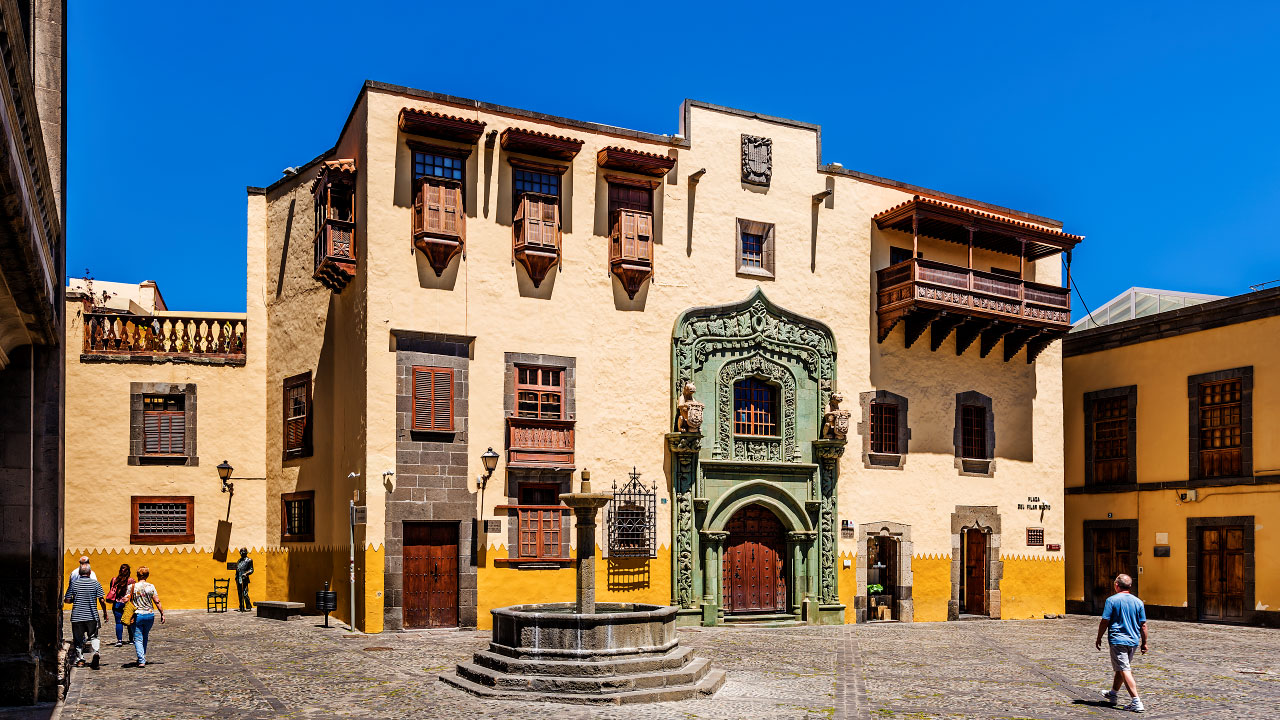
[131,496,194,544]
[736,219,775,278]
[1026,528,1045,547]
[281,491,315,543]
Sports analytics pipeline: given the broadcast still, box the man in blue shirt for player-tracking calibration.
[1095,573,1148,713]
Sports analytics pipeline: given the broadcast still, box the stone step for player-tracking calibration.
[439,665,726,705]
[456,656,712,694]
[722,613,797,624]
[472,645,694,677]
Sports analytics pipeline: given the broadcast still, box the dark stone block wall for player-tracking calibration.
[385,333,476,630]
[0,345,63,704]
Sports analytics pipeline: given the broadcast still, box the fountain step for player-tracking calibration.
[456,655,712,694]
[440,665,726,705]
[473,645,694,677]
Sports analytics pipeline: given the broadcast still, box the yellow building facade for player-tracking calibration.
[66,82,1079,631]
[1064,288,1280,625]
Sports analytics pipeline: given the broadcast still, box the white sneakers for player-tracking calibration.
[1102,690,1144,712]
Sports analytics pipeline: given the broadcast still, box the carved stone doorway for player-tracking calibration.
[949,506,1002,620]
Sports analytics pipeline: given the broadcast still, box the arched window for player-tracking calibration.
[734,378,778,436]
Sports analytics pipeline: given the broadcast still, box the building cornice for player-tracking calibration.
[1063,287,1280,357]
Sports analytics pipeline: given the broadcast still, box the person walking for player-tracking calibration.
[105,563,134,647]
[1095,573,1148,713]
[64,565,107,669]
[68,555,98,585]
[124,566,164,668]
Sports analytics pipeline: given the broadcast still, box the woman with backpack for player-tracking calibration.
[123,566,164,667]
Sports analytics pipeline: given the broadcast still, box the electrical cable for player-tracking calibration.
[1064,255,1099,328]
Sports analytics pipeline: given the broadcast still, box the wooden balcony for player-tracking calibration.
[313,218,356,291]
[506,416,575,468]
[876,258,1071,362]
[512,192,561,287]
[82,312,247,364]
[609,209,653,299]
[412,177,465,277]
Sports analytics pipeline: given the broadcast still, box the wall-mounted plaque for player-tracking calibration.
[1046,544,1061,552]
[1153,545,1171,557]
[741,135,772,186]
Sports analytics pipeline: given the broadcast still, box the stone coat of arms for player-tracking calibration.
[741,135,772,186]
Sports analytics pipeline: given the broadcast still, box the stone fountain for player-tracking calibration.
[442,473,724,704]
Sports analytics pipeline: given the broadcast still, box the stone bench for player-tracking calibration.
[255,601,305,621]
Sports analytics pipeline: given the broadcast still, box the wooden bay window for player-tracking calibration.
[312,160,357,292]
[607,178,656,299]
[411,145,467,277]
[507,364,574,468]
[511,164,564,287]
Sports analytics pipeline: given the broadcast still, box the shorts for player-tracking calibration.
[1109,643,1137,672]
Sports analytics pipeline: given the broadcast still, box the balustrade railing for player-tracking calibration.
[83,312,247,360]
[876,258,1070,326]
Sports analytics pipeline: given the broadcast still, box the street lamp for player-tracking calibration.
[217,460,234,494]
[480,447,500,487]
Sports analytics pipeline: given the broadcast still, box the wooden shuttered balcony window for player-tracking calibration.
[412,366,454,432]
[512,192,561,287]
[283,372,312,460]
[412,177,466,277]
[609,208,654,299]
[312,160,357,292]
[142,394,185,459]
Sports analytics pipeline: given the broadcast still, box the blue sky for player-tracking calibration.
[69,2,1280,315]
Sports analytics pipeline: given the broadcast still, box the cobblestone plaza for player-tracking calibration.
[59,612,1276,719]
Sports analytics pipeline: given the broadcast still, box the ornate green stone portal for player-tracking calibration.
[667,289,846,626]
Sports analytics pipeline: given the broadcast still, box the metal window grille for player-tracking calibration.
[608,468,656,558]
[1092,396,1128,483]
[871,402,899,454]
[1199,379,1242,478]
[1026,528,1045,546]
[734,378,777,436]
[961,405,987,459]
[136,502,188,536]
[412,151,463,181]
[285,498,312,536]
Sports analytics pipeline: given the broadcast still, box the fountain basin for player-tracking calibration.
[491,602,677,660]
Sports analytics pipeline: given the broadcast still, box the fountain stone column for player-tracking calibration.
[559,475,613,614]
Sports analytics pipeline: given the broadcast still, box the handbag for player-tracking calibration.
[120,600,136,626]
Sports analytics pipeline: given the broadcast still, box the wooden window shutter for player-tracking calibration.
[412,366,454,432]
[283,373,312,458]
[145,412,185,455]
[735,220,745,268]
[414,180,464,239]
[763,225,775,275]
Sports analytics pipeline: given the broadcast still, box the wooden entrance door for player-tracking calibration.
[963,529,987,615]
[1090,528,1132,612]
[723,505,786,613]
[403,522,458,629]
[1199,526,1245,621]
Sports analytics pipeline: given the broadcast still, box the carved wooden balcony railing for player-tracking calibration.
[506,416,575,468]
[609,209,653,300]
[876,258,1070,362]
[83,313,247,363]
[314,217,356,291]
[513,192,561,287]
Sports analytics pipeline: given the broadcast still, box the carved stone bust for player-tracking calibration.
[820,392,851,440]
[675,381,704,433]
[741,135,772,186]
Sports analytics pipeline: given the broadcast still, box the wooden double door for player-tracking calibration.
[723,505,787,613]
[1090,528,1133,612]
[1199,526,1245,621]
[403,522,458,629]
